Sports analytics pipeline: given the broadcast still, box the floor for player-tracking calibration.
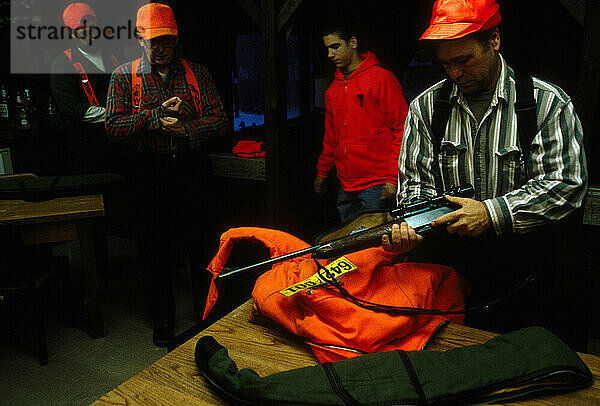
[0,235,201,405]
[1,234,599,406]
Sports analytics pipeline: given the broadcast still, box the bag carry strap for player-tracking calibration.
[130,57,202,116]
[322,363,361,406]
[397,350,426,406]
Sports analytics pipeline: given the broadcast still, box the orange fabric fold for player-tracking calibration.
[203,227,470,363]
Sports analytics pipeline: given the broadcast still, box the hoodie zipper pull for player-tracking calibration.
[344,83,348,127]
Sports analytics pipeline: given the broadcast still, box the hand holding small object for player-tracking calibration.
[159,96,182,118]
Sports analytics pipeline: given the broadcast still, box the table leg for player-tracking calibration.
[77,219,106,339]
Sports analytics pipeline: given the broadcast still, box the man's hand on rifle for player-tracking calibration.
[382,222,422,253]
[431,195,491,237]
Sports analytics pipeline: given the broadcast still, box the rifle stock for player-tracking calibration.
[313,222,393,260]
[216,184,474,280]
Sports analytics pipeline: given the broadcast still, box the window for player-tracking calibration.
[232,34,304,133]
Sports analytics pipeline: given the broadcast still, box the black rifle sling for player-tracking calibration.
[431,78,453,191]
[514,71,537,168]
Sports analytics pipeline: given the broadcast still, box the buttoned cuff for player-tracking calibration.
[483,196,514,235]
[147,107,162,130]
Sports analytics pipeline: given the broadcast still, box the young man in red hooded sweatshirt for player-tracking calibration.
[314,24,408,222]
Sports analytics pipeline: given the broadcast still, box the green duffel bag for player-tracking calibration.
[195,326,592,405]
[0,173,125,202]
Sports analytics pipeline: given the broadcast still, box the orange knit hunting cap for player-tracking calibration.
[420,0,501,41]
[63,3,96,30]
[136,3,178,40]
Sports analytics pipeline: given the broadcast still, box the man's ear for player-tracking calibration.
[490,28,500,51]
[348,36,358,50]
[135,29,144,46]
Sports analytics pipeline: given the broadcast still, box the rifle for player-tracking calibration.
[216,184,474,280]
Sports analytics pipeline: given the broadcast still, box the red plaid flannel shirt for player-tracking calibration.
[105,54,227,153]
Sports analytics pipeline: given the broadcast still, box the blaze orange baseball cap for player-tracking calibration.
[420,0,501,41]
[136,3,178,40]
[63,3,96,30]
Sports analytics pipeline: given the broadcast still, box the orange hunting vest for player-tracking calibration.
[204,227,469,363]
[130,57,202,116]
[64,49,119,107]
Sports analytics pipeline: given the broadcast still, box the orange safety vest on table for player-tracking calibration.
[204,227,470,363]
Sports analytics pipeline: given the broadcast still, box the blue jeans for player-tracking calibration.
[336,184,385,222]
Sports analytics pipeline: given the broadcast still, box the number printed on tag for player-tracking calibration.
[279,257,358,297]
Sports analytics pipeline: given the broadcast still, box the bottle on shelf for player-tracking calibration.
[0,84,9,121]
[47,95,57,123]
[24,88,35,114]
[16,91,31,130]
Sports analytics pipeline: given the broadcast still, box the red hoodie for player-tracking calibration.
[316,52,409,192]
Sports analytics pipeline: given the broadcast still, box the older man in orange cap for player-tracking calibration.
[105,3,227,346]
[384,0,588,350]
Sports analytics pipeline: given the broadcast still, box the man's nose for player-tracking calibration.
[447,64,463,80]
[328,49,334,59]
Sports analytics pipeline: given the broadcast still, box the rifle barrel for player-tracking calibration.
[215,184,475,280]
[215,245,321,280]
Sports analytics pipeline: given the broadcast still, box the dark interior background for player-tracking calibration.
[0,0,595,246]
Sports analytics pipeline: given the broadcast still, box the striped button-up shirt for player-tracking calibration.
[105,54,227,153]
[398,54,587,235]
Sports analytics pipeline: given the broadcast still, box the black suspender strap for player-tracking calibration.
[322,362,362,406]
[514,71,538,168]
[431,79,453,191]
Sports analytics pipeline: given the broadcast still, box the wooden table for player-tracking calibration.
[0,194,107,338]
[94,299,600,405]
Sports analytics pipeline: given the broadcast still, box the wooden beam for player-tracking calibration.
[557,0,586,25]
[285,20,294,43]
[261,0,288,225]
[236,0,262,28]
[576,0,600,182]
[277,0,303,32]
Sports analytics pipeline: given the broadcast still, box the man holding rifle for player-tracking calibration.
[384,0,588,349]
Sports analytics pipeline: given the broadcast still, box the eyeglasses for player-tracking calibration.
[143,38,176,50]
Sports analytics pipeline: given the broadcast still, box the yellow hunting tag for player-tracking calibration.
[279,257,358,297]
